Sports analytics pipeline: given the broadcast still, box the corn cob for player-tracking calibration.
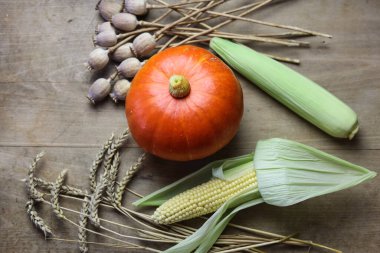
[152,171,257,224]
[136,138,375,253]
[210,37,359,139]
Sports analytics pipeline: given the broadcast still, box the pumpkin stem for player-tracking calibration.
[169,75,191,98]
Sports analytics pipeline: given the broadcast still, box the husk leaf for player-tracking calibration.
[164,188,263,253]
[254,138,377,206]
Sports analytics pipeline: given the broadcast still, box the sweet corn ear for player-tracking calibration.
[210,37,359,139]
[152,171,258,224]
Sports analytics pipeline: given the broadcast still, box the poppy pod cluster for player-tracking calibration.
[126,45,243,161]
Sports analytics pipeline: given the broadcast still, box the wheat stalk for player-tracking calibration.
[50,169,68,219]
[90,133,114,192]
[34,177,85,197]
[106,151,121,203]
[103,129,130,176]
[78,193,90,253]
[27,151,45,201]
[89,180,107,227]
[89,129,131,226]
[114,153,146,206]
[26,199,53,238]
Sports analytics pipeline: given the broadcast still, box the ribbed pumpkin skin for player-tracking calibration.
[126,45,243,161]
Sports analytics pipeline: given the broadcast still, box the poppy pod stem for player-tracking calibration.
[169,75,190,98]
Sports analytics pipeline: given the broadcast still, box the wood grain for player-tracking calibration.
[0,0,379,252]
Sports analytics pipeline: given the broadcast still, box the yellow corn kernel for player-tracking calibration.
[152,171,258,224]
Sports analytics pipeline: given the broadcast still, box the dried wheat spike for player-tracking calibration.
[103,129,130,177]
[106,151,121,202]
[78,193,90,253]
[88,130,129,226]
[50,169,68,219]
[26,199,53,238]
[114,153,146,206]
[89,180,107,227]
[27,151,45,201]
[34,177,85,197]
[90,133,114,192]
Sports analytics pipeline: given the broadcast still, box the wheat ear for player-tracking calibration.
[50,169,68,219]
[89,129,130,226]
[103,129,130,176]
[26,199,53,238]
[114,153,146,206]
[90,133,114,192]
[78,193,90,253]
[106,151,121,203]
[27,151,45,201]
[89,179,108,227]
[34,177,85,197]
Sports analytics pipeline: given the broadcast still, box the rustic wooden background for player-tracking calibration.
[1,0,379,252]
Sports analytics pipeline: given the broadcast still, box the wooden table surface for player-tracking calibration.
[1,0,379,252]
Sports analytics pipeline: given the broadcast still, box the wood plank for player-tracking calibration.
[1,0,380,252]
[1,146,379,252]
[0,75,379,149]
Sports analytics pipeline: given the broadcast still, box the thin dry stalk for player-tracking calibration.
[89,133,114,192]
[40,200,161,252]
[220,219,341,252]
[265,53,300,65]
[154,0,224,37]
[175,0,273,46]
[54,199,185,241]
[215,233,296,253]
[43,192,338,252]
[153,0,213,30]
[183,8,333,38]
[178,2,263,26]
[256,31,310,38]
[26,199,53,238]
[114,153,146,206]
[211,243,265,253]
[111,27,158,52]
[152,9,173,23]
[150,0,212,10]
[50,169,68,219]
[169,30,302,46]
[158,0,215,52]
[49,237,140,249]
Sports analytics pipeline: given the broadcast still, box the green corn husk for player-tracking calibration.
[135,138,376,253]
[210,37,359,139]
[254,138,376,206]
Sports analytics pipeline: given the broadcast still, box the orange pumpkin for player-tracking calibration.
[126,45,243,161]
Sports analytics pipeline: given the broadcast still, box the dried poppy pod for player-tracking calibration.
[131,32,156,58]
[117,57,144,78]
[111,43,135,62]
[87,78,112,103]
[98,0,123,21]
[111,13,138,32]
[85,48,109,71]
[110,79,131,102]
[124,0,148,16]
[96,21,115,34]
[94,30,118,47]
[125,0,212,16]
